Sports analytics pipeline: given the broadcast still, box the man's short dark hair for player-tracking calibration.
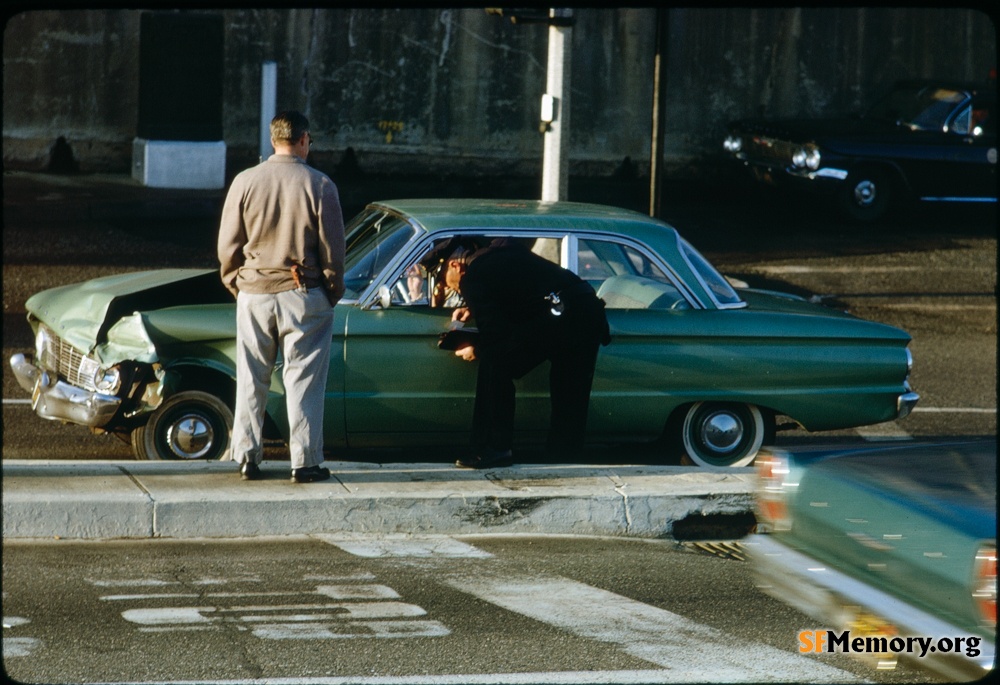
[271,111,310,144]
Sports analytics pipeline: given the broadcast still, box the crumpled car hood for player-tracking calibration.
[25,268,231,363]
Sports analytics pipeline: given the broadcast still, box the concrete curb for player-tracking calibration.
[1,460,757,541]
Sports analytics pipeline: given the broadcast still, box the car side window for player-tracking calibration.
[946,98,993,137]
[578,238,690,310]
[385,234,494,308]
[970,100,994,136]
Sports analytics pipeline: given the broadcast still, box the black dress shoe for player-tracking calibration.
[291,465,332,483]
[455,449,514,469]
[240,461,262,481]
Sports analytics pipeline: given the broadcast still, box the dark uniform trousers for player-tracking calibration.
[463,244,610,457]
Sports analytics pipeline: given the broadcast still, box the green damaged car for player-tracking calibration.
[9,199,918,464]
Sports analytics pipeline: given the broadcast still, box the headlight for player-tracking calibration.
[723,134,742,153]
[94,366,122,394]
[791,143,821,170]
[35,325,53,364]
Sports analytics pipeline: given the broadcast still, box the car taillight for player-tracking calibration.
[973,545,997,627]
[755,453,791,532]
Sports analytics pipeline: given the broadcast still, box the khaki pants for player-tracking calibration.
[230,288,335,470]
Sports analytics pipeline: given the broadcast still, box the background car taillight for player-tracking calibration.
[755,453,792,532]
[973,544,997,627]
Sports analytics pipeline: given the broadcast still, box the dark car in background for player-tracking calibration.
[750,440,996,681]
[723,79,997,221]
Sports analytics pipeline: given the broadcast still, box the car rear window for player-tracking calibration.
[678,238,743,308]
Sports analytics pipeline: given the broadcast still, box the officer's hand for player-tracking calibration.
[454,345,476,361]
[452,307,471,323]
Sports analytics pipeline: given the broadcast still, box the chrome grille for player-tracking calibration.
[37,325,99,391]
[743,135,797,165]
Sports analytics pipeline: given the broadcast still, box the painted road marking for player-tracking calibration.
[2,615,41,658]
[317,535,494,558]
[93,576,450,641]
[127,669,778,683]
[323,536,858,683]
[441,571,859,683]
[750,265,923,274]
[2,636,42,658]
[913,407,996,413]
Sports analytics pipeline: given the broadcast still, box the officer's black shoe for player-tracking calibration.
[291,465,332,483]
[240,461,262,481]
[455,449,514,469]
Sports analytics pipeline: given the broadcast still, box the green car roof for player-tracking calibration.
[371,198,679,243]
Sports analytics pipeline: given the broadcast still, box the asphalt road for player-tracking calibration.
[2,172,995,460]
[2,535,943,684]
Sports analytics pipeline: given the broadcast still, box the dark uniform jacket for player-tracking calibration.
[460,239,610,377]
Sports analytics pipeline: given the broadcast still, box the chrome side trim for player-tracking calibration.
[812,167,849,180]
[919,196,997,203]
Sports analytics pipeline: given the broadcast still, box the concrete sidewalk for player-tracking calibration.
[2,460,756,541]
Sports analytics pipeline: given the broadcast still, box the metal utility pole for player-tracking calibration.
[541,8,573,202]
[486,8,574,202]
[649,9,668,218]
[259,61,277,162]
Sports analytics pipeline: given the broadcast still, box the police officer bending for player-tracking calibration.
[449,238,611,469]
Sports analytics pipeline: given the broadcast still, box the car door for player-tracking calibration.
[576,235,703,441]
[341,233,556,448]
[902,96,997,202]
[342,303,474,446]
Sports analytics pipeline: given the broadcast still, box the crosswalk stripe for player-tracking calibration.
[324,536,859,680]
[441,571,860,683]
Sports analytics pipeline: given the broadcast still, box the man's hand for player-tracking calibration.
[454,345,476,361]
[452,307,472,323]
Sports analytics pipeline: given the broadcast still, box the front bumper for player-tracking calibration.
[10,353,121,428]
[735,157,848,195]
[748,534,994,681]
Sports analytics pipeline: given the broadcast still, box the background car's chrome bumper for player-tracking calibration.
[748,533,994,681]
[9,353,121,428]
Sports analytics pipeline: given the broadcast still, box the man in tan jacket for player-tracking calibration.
[218,110,346,483]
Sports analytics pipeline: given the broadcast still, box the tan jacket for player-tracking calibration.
[218,154,346,305]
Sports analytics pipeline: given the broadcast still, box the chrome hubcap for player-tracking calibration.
[166,413,214,459]
[701,412,743,454]
[853,180,877,207]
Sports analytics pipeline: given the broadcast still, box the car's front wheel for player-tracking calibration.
[680,402,765,467]
[839,167,894,222]
[131,390,233,460]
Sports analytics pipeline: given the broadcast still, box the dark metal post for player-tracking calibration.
[649,8,669,218]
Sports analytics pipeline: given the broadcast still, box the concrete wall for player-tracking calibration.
[3,8,995,177]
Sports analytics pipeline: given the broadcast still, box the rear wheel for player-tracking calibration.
[131,390,233,460]
[680,402,765,467]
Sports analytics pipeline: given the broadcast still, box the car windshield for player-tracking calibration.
[678,237,743,308]
[867,85,967,131]
[343,210,419,299]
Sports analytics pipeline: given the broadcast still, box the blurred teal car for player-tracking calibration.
[10,199,918,464]
[751,440,996,680]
